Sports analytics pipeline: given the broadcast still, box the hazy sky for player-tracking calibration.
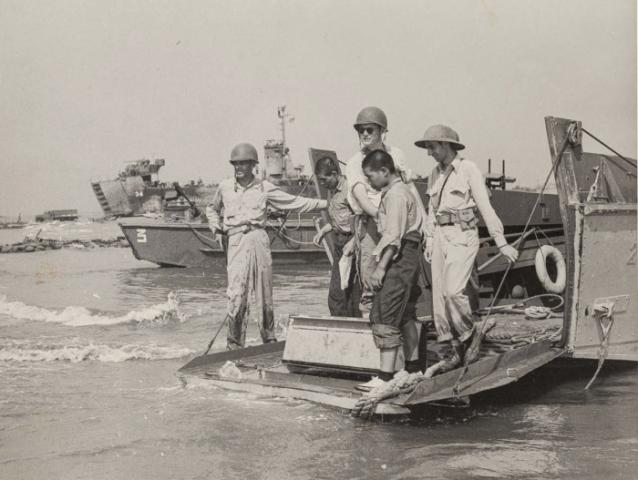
[1,0,636,216]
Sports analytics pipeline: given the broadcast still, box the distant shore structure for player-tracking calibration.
[35,209,79,223]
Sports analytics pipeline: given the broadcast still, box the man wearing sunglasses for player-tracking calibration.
[344,107,416,317]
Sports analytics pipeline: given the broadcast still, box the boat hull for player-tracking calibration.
[119,216,329,268]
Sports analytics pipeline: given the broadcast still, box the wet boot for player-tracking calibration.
[463,317,495,365]
[437,340,464,374]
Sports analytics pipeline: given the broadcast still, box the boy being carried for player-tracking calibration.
[359,149,423,389]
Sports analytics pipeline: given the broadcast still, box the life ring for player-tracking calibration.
[534,245,566,294]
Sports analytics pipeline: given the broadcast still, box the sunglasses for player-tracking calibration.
[357,127,377,135]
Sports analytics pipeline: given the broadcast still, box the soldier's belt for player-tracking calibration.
[226,224,263,237]
[436,208,479,229]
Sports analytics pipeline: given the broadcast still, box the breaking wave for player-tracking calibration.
[0,292,185,327]
[0,339,193,363]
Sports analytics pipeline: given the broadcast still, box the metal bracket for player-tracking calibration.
[584,295,630,389]
[592,295,630,315]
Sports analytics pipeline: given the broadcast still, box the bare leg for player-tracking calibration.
[401,320,419,362]
[379,347,398,379]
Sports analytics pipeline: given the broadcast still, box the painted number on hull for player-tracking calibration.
[136,229,147,243]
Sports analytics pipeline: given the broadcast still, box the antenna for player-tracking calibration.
[277,105,294,177]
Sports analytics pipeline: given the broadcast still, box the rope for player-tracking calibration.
[478,293,564,315]
[271,174,316,245]
[275,229,317,246]
[584,306,615,390]
[524,306,553,319]
[580,127,637,171]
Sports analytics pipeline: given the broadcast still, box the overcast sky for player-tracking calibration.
[1,0,635,216]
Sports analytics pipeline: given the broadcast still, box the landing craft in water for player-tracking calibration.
[178,116,637,418]
[119,105,328,266]
[90,158,218,218]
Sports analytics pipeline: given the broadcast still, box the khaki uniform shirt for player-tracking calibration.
[425,156,506,247]
[206,177,327,233]
[327,175,354,234]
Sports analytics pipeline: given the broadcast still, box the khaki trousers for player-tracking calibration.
[225,229,275,348]
[356,218,380,315]
[431,225,480,343]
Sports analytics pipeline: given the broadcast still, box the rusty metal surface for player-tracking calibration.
[571,204,637,360]
[545,116,637,361]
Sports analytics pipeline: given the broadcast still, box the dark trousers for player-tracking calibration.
[370,239,422,349]
[328,232,362,317]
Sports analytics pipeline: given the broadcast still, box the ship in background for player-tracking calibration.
[90,159,217,218]
[91,106,312,218]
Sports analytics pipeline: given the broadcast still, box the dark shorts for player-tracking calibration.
[369,239,422,349]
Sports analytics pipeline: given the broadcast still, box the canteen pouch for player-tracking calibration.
[458,208,478,231]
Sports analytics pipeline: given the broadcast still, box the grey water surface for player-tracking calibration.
[0,223,636,480]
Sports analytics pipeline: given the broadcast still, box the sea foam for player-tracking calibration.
[0,339,193,363]
[0,292,185,327]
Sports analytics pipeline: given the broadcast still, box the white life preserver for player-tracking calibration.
[534,245,566,294]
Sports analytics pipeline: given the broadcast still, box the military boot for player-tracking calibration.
[463,317,496,365]
[437,340,464,373]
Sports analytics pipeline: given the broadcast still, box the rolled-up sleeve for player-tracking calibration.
[266,186,327,212]
[373,193,408,260]
[466,163,506,247]
[206,187,223,233]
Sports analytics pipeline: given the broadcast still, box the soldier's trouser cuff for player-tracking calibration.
[437,332,454,343]
[371,323,402,349]
[458,324,475,343]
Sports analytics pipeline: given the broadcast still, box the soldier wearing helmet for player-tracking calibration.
[206,143,327,350]
[416,125,518,372]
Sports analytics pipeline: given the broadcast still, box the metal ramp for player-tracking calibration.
[91,182,112,216]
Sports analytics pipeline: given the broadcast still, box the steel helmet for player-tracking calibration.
[414,125,465,150]
[353,106,388,131]
[229,143,259,163]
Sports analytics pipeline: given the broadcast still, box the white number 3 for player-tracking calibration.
[136,229,147,243]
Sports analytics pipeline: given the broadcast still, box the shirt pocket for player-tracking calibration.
[224,201,238,220]
[246,190,267,219]
[426,178,441,209]
[443,175,469,210]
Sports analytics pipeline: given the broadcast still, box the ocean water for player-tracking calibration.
[0,222,636,480]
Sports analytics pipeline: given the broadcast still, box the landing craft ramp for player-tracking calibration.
[178,312,563,415]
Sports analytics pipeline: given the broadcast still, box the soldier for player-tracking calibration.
[206,143,327,350]
[344,107,418,315]
[313,156,361,317]
[415,125,518,371]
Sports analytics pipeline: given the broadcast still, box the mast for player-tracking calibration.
[277,105,293,177]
